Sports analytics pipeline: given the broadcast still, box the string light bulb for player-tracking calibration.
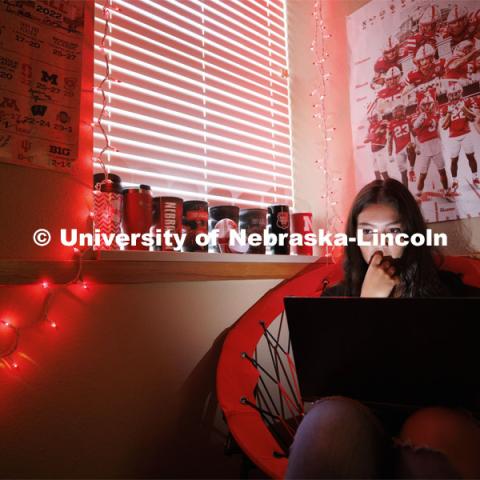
[311,0,342,257]
[1,246,92,371]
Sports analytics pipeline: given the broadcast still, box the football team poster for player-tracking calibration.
[348,0,480,222]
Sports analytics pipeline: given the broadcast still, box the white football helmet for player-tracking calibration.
[414,43,436,67]
[447,4,468,36]
[385,66,402,87]
[419,5,440,35]
[383,36,400,61]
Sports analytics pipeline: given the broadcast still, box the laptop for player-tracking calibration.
[284,297,480,414]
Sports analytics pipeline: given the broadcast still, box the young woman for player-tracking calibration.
[286,179,480,479]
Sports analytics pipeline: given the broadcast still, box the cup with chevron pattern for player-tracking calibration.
[93,173,123,250]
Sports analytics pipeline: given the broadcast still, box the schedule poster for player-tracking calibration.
[0,0,84,175]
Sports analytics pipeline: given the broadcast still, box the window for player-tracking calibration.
[94,0,293,209]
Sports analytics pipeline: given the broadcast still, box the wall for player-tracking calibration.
[288,0,357,250]
[0,280,278,477]
[0,0,478,478]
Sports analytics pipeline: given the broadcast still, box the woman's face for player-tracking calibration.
[357,203,405,263]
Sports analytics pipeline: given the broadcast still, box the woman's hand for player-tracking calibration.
[360,250,400,298]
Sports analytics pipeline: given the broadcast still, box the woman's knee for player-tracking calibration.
[399,406,480,478]
[305,396,383,431]
[285,396,390,478]
[291,396,385,446]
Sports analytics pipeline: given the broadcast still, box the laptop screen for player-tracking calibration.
[284,297,480,412]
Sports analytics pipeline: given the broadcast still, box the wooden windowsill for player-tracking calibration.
[0,250,326,284]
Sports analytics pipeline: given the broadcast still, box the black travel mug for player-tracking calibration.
[267,204,290,255]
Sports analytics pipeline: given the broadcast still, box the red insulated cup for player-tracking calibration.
[292,212,313,256]
[152,196,183,251]
[122,185,153,250]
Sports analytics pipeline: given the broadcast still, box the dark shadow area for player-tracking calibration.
[129,327,268,479]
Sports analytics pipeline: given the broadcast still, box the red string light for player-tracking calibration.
[1,3,118,373]
[1,247,92,371]
[93,0,117,183]
[311,1,343,257]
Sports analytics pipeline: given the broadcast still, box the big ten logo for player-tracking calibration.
[41,70,59,85]
[49,145,70,156]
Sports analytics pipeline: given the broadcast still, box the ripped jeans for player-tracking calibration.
[285,396,465,479]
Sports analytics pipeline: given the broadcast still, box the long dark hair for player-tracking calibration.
[343,179,447,297]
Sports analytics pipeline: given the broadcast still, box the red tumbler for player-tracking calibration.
[122,185,153,250]
[292,212,313,256]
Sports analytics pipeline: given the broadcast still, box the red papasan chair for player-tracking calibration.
[216,255,480,478]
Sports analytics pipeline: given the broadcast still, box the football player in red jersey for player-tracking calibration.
[470,9,480,47]
[446,4,475,50]
[441,83,480,191]
[371,36,402,90]
[444,40,480,82]
[405,44,445,92]
[387,103,416,187]
[364,112,389,180]
[403,5,440,57]
[378,66,405,100]
[411,94,452,202]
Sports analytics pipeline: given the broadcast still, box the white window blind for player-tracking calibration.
[93,0,293,208]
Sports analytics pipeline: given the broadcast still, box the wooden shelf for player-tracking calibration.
[0,251,325,284]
